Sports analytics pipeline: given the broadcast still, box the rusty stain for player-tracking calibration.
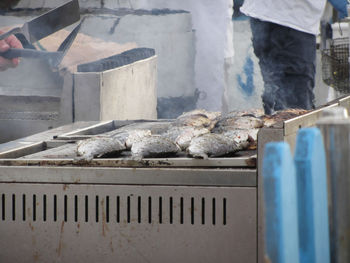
[76,223,80,234]
[63,184,68,191]
[101,199,109,237]
[32,236,36,246]
[245,156,257,167]
[56,221,65,257]
[109,239,114,253]
[74,178,81,183]
[60,221,65,234]
[33,251,39,262]
[29,222,34,231]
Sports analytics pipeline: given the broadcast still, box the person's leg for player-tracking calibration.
[269,26,316,111]
[250,18,277,114]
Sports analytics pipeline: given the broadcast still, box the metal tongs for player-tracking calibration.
[0,0,80,68]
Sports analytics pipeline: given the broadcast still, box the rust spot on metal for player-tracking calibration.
[101,199,109,237]
[63,184,69,191]
[33,251,39,262]
[29,222,34,231]
[60,221,65,234]
[74,178,81,183]
[110,239,114,253]
[56,221,65,257]
[245,156,257,167]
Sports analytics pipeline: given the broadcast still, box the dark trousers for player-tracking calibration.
[250,18,316,114]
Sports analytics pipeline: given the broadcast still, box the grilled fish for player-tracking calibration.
[124,129,152,149]
[172,113,217,130]
[222,128,259,150]
[262,108,309,127]
[76,136,126,161]
[161,126,210,150]
[187,133,240,159]
[178,109,221,121]
[131,135,181,159]
[212,115,264,133]
[224,108,265,118]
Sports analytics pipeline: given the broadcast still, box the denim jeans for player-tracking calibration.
[250,18,316,114]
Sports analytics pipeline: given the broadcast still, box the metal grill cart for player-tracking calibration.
[0,96,350,263]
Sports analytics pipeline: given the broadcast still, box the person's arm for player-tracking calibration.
[0,31,23,71]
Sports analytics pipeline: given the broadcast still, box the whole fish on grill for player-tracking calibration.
[125,129,152,149]
[76,136,126,161]
[212,115,264,133]
[187,133,240,159]
[178,109,221,121]
[172,113,217,130]
[131,135,181,159]
[108,129,152,149]
[224,108,265,118]
[262,108,309,127]
[161,126,210,150]
[222,128,259,150]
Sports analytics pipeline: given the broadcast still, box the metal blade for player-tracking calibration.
[51,22,82,67]
[25,0,80,43]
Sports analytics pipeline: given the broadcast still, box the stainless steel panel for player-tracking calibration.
[257,127,284,263]
[0,166,256,187]
[0,183,257,263]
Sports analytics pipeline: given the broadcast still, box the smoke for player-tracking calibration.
[134,0,234,112]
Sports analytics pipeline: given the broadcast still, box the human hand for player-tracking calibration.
[0,31,23,71]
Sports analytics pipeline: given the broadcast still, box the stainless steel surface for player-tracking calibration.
[0,184,256,263]
[0,166,256,187]
[317,117,350,263]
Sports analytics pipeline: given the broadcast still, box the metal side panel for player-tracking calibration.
[257,127,284,263]
[0,183,257,263]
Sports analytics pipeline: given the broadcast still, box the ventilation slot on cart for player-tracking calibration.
[0,193,228,226]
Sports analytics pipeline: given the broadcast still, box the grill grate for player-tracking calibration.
[1,193,227,226]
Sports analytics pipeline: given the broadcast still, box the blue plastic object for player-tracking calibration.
[263,142,300,263]
[294,128,330,263]
[328,0,348,19]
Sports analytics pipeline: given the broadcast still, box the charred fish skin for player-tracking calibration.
[187,133,240,159]
[131,135,181,159]
[76,136,126,161]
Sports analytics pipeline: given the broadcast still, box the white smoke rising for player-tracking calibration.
[134,0,234,112]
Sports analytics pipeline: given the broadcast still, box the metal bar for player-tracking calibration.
[0,155,256,168]
[0,166,257,187]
